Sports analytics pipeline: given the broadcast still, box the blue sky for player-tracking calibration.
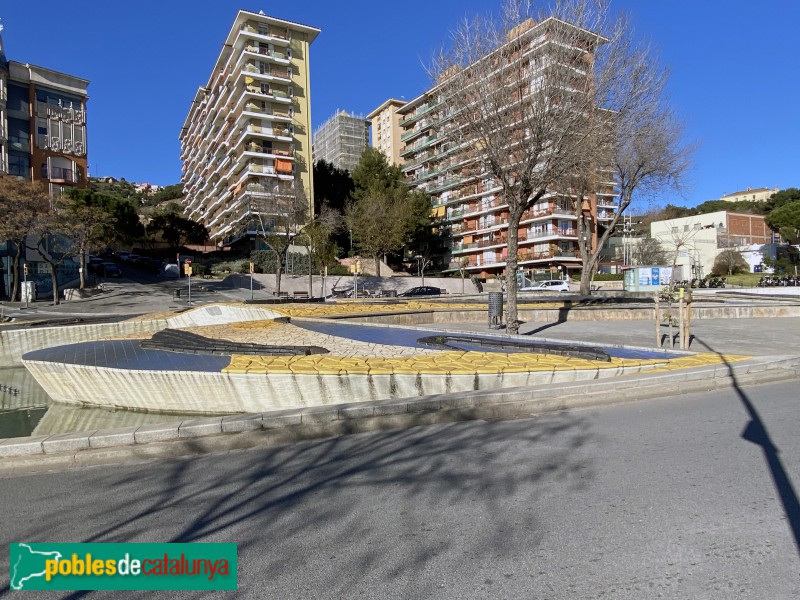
[2,1,798,207]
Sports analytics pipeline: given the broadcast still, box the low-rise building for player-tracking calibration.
[650,211,775,278]
[721,186,778,203]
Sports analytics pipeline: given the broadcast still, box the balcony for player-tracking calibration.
[239,23,291,46]
[244,45,290,64]
[241,64,292,84]
[44,165,81,184]
[400,102,437,127]
[400,120,432,142]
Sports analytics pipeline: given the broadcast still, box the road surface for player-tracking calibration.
[1,380,799,598]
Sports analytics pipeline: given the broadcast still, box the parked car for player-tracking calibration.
[98,262,122,277]
[144,258,164,274]
[126,254,143,264]
[86,256,104,273]
[399,286,442,297]
[116,251,131,262]
[520,280,570,292]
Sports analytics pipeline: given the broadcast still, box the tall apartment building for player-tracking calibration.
[312,110,369,173]
[180,10,319,245]
[367,98,406,166]
[398,18,617,279]
[0,25,89,196]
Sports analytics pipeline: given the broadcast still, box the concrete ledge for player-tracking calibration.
[134,422,182,444]
[89,427,138,449]
[221,413,263,433]
[179,418,223,438]
[1,355,798,476]
[42,432,95,454]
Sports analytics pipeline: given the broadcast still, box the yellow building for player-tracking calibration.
[179,10,320,245]
[721,186,779,203]
[367,98,407,166]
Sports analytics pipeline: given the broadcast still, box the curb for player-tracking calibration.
[1,355,798,476]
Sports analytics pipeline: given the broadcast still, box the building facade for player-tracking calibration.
[397,18,616,279]
[312,110,370,173]
[721,187,778,203]
[0,26,89,196]
[650,211,775,277]
[367,98,406,166]
[179,10,319,245]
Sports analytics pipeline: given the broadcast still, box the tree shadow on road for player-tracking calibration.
[0,410,595,599]
[694,336,800,558]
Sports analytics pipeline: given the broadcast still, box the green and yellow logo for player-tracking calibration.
[9,543,237,591]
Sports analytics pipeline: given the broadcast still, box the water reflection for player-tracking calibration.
[0,367,226,439]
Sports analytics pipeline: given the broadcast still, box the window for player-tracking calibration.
[8,154,30,178]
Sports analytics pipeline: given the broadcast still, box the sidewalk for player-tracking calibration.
[438,317,800,357]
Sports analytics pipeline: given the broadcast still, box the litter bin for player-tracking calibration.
[488,291,503,329]
[385,289,397,297]
[173,289,181,299]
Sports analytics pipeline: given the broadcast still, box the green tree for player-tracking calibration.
[151,184,183,204]
[765,200,800,242]
[712,249,748,276]
[146,204,208,250]
[345,148,430,276]
[695,199,766,215]
[765,188,800,212]
[313,160,352,254]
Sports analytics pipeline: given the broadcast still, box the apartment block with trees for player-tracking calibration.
[398,17,617,281]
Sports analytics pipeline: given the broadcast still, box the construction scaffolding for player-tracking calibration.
[312,110,370,173]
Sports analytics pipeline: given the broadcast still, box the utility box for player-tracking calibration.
[21,281,37,302]
[623,266,673,292]
[488,291,504,329]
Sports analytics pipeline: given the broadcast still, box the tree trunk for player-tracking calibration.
[50,263,59,306]
[506,210,522,335]
[79,249,86,290]
[275,253,284,296]
[308,252,313,298]
[10,244,22,302]
[374,255,381,278]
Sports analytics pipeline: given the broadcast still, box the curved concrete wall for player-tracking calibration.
[21,358,655,415]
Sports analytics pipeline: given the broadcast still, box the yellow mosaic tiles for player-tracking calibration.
[231,320,284,330]
[268,300,564,319]
[222,351,749,376]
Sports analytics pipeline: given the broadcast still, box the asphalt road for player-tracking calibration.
[1,379,798,599]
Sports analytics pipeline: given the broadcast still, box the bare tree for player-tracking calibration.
[295,203,342,297]
[0,177,51,300]
[242,179,309,297]
[430,0,691,330]
[631,236,667,266]
[27,201,86,306]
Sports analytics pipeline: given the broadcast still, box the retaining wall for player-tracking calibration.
[22,358,659,415]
